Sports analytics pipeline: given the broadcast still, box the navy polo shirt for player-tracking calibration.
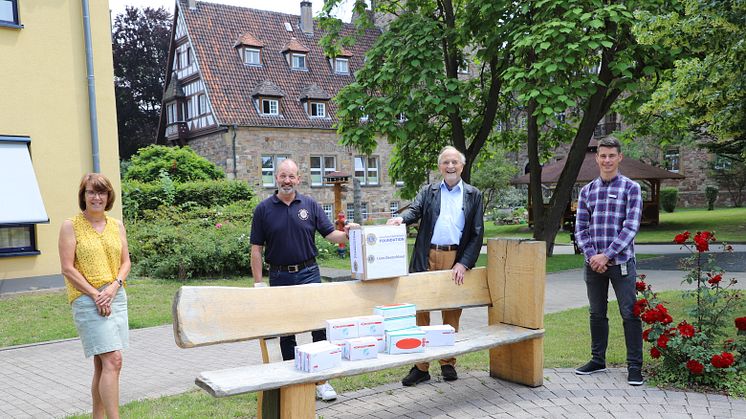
[250,191,335,266]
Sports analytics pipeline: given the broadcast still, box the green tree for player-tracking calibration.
[470,139,520,212]
[125,145,225,183]
[113,6,172,159]
[322,0,682,254]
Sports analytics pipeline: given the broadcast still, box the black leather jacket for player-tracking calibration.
[401,181,484,273]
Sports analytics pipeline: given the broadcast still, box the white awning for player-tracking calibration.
[0,137,49,224]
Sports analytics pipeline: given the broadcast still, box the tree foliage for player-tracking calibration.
[124,145,225,183]
[322,0,682,254]
[112,6,172,159]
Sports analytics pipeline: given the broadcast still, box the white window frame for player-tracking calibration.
[457,61,469,74]
[0,0,20,26]
[244,47,261,65]
[390,201,399,217]
[664,148,680,173]
[261,99,279,116]
[197,94,207,115]
[322,204,333,222]
[291,53,307,70]
[354,155,380,186]
[310,102,326,118]
[310,155,337,186]
[334,58,349,74]
[261,155,288,187]
[166,103,177,124]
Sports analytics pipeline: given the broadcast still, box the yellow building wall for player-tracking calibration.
[0,1,121,282]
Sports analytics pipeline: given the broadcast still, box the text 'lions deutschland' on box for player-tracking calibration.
[349,225,408,280]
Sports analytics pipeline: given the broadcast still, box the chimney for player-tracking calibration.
[187,0,196,10]
[300,1,313,35]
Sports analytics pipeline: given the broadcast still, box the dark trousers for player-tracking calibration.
[584,259,643,368]
[269,265,327,360]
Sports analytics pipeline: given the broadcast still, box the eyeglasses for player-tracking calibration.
[85,190,107,198]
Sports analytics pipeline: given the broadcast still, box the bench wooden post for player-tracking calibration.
[257,338,282,419]
[486,238,546,387]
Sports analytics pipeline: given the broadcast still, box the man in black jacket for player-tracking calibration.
[387,146,484,386]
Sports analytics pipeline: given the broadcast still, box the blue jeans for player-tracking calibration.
[269,265,326,360]
[584,259,642,368]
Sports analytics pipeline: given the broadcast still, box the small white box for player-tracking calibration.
[350,225,409,280]
[358,315,384,337]
[383,315,417,332]
[343,336,379,360]
[385,327,426,354]
[326,317,359,341]
[374,336,385,353]
[420,325,456,347]
[296,341,342,372]
[374,303,416,318]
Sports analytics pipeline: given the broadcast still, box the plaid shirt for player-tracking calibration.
[575,174,642,265]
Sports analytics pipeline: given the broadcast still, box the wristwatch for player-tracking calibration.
[116,277,123,286]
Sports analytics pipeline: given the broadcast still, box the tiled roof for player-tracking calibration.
[250,80,286,97]
[234,32,264,48]
[176,1,380,130]
[282,37,310,53]
[299,83,331,101]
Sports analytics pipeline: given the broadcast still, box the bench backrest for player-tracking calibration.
[173,238,545,348]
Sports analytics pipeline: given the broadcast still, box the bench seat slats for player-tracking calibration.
[196,324,544,397]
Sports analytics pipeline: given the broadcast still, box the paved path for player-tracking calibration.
[1,260,745,417]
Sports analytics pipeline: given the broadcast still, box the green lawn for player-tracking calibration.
[483,207,746,243]
[67,290,724,418]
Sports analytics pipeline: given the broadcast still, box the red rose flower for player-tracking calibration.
[634,299,648,317]
[638,274,647,281]
[635,281,647,292]
[641,310,658,324]
[686,359,704,375]
[707,273,722,285]
[661,313,673,324]
[650,347,661,359]
[677,321,695,338]
[693,231,715,252]
[673,231,690,244]
[735,317,746,331]
[642,328,651,341]
[657,334,670,349]
[711,352,735,368]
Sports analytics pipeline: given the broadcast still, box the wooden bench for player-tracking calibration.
[172,238,546,418]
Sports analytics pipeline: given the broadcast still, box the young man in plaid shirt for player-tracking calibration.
[574,137,644,386]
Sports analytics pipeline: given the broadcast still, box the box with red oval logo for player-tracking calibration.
[349,225,408,280]
[384,327,426,354]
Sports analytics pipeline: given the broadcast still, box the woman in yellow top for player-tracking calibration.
[58,173,130,419]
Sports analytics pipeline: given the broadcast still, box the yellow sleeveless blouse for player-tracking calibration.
[65,213,123,303]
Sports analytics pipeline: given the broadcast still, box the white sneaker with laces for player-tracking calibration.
[315,382,337,401]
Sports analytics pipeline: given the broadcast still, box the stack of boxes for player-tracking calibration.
[293,303,456,372]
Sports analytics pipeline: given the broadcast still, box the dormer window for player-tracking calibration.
[261,99,279,115]
[334,58,349,74]
[309,102,326,118]
[244,48,261,66]
[291,53,307,70]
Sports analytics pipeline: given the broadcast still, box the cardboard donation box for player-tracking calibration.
[385,328,426,354]
[374,303,416,318]
[420,325,456,347]
[294,341,342,372]
[343,336,379,360]
[349,225,408,280]
[358,315,384,337]
[383,315,416,332]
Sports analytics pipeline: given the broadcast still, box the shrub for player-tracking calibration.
[705,186,719,211]
[661,187,679,213]
[125,145,225,183]
[122,177,254,220]
[636,231,744,395]
[127,200,256,279]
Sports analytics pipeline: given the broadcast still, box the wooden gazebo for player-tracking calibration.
[511,143,684,227]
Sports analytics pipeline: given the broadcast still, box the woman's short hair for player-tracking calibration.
[78,173,116,211]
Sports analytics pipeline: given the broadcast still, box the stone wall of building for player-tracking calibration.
[660,148,734,208]
[189,127,406,222]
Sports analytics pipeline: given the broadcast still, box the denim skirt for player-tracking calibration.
[72,285,129,358]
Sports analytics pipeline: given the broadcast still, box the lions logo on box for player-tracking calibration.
[297,208,309,221]
[366,233,377,245]
[367,254,376,264]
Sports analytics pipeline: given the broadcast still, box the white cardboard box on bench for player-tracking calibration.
[295,341,342,372]
[349,225,408,280]
[383,315,417,332]
[358,315,384,337]
[420,324,456,347]
[385,327,426,354]
[374,303,416,318]
[325,317,359,341]
[343,336,379,360]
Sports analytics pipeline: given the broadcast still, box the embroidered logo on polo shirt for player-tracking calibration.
[298,208,310,220]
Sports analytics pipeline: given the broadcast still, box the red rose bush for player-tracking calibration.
[635,231,744,391]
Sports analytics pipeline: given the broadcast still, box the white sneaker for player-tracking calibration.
[315,382,337,401]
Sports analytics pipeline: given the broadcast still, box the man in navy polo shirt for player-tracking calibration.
[250,158,352,401]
